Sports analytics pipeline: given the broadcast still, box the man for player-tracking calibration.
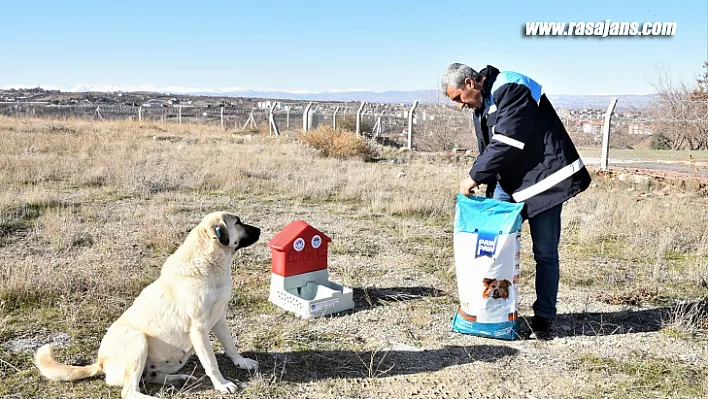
[441,63,591,340]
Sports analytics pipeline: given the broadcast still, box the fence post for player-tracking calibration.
[178,106,182,124]
[286,106,290,128]
[408,100,419,150]
[92,106,104,121]
[303,102,313,132]
[242,109,257,130]
[138,106,142,122]
[356,101,366,136]
[600,98,618,171]
[333,106,340,129]
[220,106,224,130]
[269,103,280,136]
[373,110,384,138]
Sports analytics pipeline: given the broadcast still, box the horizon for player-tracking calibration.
[1,0,706,96]
[0,84,661,97]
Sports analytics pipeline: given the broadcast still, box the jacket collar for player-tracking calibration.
[475,65,500,116]
[481,65,499,102]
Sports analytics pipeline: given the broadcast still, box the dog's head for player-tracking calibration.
[496,279,511,299]
[482,278,497,298]
[201,211,261,252]
[482,278,511,299]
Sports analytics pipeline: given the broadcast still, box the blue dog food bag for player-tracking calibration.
[451,193,524,340]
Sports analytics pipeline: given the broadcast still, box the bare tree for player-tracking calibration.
[648,63,708,150]
[414,112,476,152]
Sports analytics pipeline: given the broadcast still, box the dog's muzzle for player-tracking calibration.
[235,224,260,250]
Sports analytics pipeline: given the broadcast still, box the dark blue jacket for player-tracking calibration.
[470,65,591,218]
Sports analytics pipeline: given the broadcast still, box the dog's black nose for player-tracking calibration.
[235,224,261,249]
[251,226,261,240]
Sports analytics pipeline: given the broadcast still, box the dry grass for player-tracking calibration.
[0,115,462,302]
[0,115,707,398]
[298,125,375,159]
[558,175,708,300]
[662,298,708,338]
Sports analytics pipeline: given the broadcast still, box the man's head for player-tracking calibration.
[441,63,485,110]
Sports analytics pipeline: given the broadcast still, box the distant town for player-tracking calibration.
[0,87,656,139]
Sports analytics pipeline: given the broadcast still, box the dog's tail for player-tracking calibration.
[35,344,104,382]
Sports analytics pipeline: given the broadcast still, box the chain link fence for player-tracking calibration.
[1,97,706,152]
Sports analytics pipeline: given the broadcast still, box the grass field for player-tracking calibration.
[0,116,706,399]
[577,146,708,164]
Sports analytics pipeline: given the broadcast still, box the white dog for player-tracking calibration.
[35,211,260,398]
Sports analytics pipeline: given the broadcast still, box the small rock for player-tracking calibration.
[4,332,72,353]
[397,171,406,178]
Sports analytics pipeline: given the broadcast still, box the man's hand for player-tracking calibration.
[459,176,478,196]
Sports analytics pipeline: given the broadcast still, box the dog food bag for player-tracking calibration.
[451,193,524,340]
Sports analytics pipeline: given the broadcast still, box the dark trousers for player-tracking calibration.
[493,185,562,319]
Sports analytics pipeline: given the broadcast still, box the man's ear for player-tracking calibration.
[214,224,230,246]
[466,76,483,90]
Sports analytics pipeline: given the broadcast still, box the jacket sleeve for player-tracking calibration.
[469,82,538,185]
[475,119,497,197]
[470,114,496,187]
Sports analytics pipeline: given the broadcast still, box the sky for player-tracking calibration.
[1,0,706,95]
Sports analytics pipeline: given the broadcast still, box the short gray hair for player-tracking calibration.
[440,63,479,95]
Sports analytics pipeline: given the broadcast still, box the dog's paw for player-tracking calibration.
[214,380,239,394]
[236,357,259,371]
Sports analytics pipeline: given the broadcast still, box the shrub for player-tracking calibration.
[298,126,374,159]
[240,123,271,136]
[651,132,672,150]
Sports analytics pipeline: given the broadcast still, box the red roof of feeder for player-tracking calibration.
[268,220,331,251]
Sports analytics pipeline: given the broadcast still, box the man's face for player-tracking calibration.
[446,77,483,110]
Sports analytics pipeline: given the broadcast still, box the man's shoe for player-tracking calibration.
[529,315,553,340]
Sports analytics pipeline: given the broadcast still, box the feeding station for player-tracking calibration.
[267,220,354,318]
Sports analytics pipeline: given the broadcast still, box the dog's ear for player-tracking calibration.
[483,278,494,286]
[214,223,230,246]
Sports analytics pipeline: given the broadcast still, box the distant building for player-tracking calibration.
[257,101,281,110]
[142,99,166,107]
[582,121,603,135]
[627,123,653,135]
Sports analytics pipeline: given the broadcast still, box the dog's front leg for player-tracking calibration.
[189,325,238,394]
[213,316,258,371]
